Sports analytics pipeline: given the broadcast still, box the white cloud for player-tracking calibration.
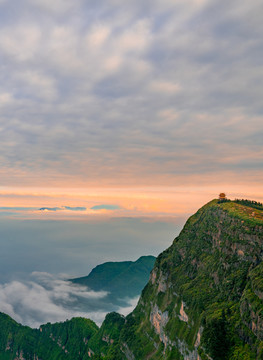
[0,273,109,327]
[87,25,111,48]
[0,272,139,328]
[158,108,178,122]
[27,0,82,14]
[115,20,151,55]
[0,92,13,105]
[45,26,83,75]
[0,25,41,61]
[16,71,57,100]
[150,81,181,94]
[117,296,139,317]
[103,55,123,73]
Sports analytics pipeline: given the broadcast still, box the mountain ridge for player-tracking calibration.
[116,199,263,359]
[70,255,156,302]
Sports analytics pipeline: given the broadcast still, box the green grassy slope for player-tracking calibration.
[117,199,263,359]
[0,313,98,359]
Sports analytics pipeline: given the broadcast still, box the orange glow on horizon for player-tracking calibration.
[0,185,262,221]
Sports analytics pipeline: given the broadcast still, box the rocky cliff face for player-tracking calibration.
[118,200,263,360]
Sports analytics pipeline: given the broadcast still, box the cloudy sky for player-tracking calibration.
[0,0,262,218]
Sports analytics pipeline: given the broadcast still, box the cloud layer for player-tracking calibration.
[0,0,262,187]
[91,204,121,211]
[0,272,138,328]
[39,206,86,211]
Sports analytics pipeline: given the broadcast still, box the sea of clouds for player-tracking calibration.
[0,271,139,328]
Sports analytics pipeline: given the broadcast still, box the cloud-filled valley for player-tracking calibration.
[0,216,178,328]
[0,272,138,328]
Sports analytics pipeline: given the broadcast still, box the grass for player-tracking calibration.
[219,201,263,224]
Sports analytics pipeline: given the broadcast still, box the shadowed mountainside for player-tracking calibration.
[70,255,156,302]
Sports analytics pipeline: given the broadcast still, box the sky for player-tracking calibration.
[0,0,262,216]
[0,0,262,327]
[0,216,180,327]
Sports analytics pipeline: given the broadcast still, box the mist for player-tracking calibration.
[0,216,182,327]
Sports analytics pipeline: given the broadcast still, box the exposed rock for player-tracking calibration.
[88,348,94,357]
[102,334,110,343]
[14,350,25,360]
[194,327,203,347]
[150,304,169,347]
[157,271,168,293]
[5,340,12,351]
[121,342,135,360]
[150,270,157,284]
[179,302,189,323]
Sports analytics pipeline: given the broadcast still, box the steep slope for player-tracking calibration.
[86,312,125,359]
[71,256,156,300]
[0,313,98,360]
[114,199,263,360]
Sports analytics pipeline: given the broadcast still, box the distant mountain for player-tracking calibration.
[70,255,156,301]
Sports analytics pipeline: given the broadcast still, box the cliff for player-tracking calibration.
[116,199,263,359]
